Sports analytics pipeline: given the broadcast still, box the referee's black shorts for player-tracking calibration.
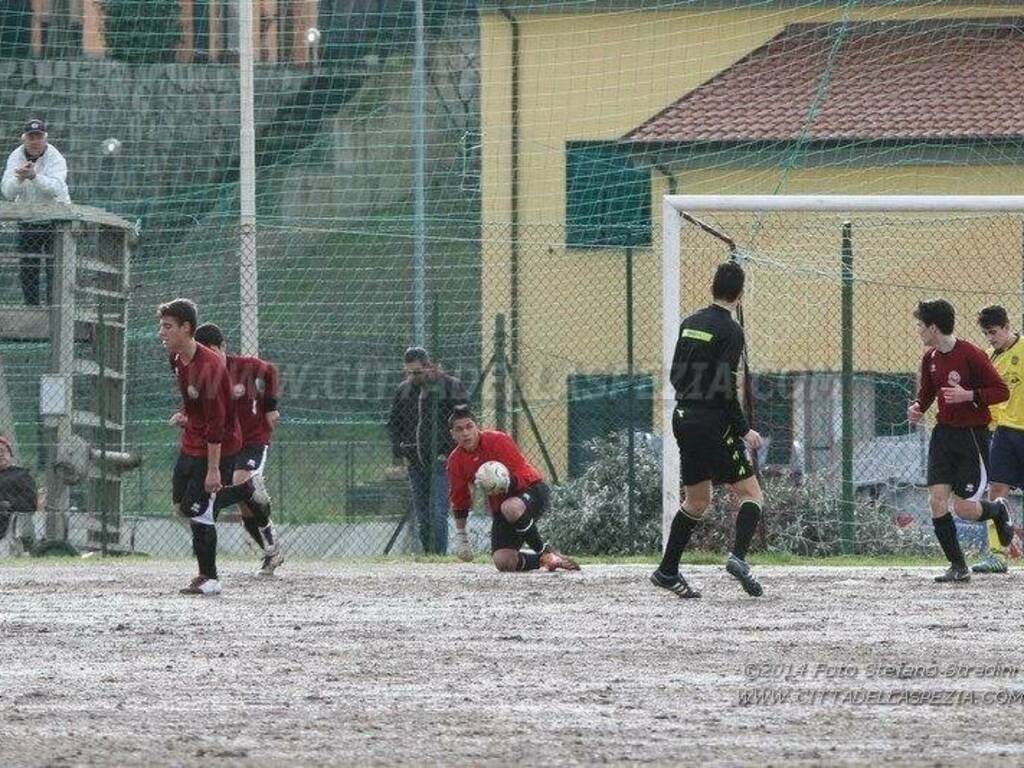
[673,404,753,487]
[926,424,990,500]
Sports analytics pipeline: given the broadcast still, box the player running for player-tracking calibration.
[652,261,766,599]
[194,323,283,576]
[159,299,270,595]
[447,405,579,572]
[908,299,1013,583]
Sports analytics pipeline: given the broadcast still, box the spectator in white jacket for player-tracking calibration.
[2,118,70,305]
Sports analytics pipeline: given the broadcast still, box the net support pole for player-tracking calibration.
[840,222,856,553]
[625,247,636,542]
[98,300,108,557]
[661,200,681,549]
[412,0,427,345]
[494,314,508,432]
[238,0,259,356]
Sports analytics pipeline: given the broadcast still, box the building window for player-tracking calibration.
[751,373,793,465]
[567,374,653,477]
[565,142,651,248]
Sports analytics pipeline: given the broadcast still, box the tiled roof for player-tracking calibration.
[624,19,1024,144]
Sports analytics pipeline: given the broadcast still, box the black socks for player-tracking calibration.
[191,521,218,580]
[517,552,541,571]
[932,513,965,568]
[514,510,545,554]
[657,509,700,577]
[732,501,761,561]
[242,514,264,550]
[977,500,1002,521]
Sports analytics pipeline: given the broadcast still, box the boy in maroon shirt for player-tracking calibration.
[158,299,270,595]
[194,323,283,576]
[447,405,578,572]
[908,299,1014,583]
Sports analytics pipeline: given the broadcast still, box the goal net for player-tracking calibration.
[662,195,1024,556]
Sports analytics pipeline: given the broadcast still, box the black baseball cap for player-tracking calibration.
[24,118,47,134]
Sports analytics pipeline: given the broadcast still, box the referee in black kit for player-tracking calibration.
[651,261,766,599]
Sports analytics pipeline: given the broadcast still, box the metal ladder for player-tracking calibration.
[0,205,136,554]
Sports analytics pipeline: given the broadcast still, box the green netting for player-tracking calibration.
[676,209,1024,556]
[0,1,1022,559]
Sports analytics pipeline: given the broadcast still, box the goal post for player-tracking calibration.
[661,195,1024,553]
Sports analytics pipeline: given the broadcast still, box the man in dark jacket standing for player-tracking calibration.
[387,347,468,555]
[0,434,37,550]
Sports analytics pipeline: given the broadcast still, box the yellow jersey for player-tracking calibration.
[989,334,1024,430]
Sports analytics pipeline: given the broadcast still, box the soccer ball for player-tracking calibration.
[474,461,510,495]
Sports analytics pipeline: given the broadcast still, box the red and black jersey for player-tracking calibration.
[226,355,279,448]
[915,339,1009,428]
[448,430,543,515]
[172,343,238,458]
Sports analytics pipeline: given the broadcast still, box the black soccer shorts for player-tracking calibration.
[926,424,990,500]
[673,405,753,487]
[490,481,550,552]
[233,444,268,477]
[171,452,238,519]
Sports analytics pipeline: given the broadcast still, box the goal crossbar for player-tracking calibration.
[664,194,1024,213]
[660,194,1024,547]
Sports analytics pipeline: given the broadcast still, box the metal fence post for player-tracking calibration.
[625,247,636,543]
[840,222,856,553]
[494,314,507,432]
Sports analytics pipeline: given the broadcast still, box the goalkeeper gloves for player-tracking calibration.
[454,530,474,562]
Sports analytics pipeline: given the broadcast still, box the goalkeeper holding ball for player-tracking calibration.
[447,405,579,572]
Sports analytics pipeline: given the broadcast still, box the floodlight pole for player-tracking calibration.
[412,0,427,345]
[239,0,259,355]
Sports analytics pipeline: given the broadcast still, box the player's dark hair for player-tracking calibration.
[157,298,197,336]
[404,346,430,365]
[914,299,955,335]
[448,403,476,428]
[194,322,225,349]
[978,304,1009,330]
[711,261,745,302]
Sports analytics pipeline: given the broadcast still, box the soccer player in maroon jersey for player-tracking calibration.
[158,299,270,595]
[193,323,283,576]
[447,405,579,572]
[908,299,1014,583]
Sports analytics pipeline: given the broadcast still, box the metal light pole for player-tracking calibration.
[412,0,427,344]
[238,0,259,355]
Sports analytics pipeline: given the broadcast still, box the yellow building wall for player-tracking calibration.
[480,2,1024,477]
[671,165,1024,375]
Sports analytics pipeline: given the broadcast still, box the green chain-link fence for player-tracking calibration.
[3,2,1024,560]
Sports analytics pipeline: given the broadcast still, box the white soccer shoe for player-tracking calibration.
[249,473,271,506]
[180,576,223,595]
[454,531,474,562]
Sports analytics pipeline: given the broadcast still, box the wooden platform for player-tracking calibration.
[0,305,90,342]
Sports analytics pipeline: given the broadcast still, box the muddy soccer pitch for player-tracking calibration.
[2,560,1023,767]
